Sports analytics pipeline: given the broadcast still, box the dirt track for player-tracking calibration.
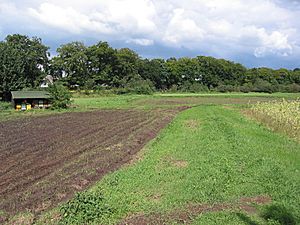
[0,108,185,220]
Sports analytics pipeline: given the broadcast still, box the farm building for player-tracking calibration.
[11,91,51,110]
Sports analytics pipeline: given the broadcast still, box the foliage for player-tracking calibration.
[252,79,275,93]
[0,34,49,100]
[119,77,155,95]
[48,82,72,109]
[216,84,239,93]
[180,81,209,93]
[0,101,11,110]
[60,191,113,224]
[1,34,300,95]
[51,42,88,87]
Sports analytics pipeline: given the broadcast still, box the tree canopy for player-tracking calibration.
[1,34,300,98]
[0,34,49,100]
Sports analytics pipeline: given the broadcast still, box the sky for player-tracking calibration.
[0,0,300,69]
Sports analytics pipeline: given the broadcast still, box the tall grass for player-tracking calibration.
[249,99,300,141]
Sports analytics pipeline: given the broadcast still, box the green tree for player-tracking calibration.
[0,34,49,100]
[86,41,117,87]
[51,42,88,88]
[138,58,168,90]
[113,48,140,87]
[48,82,72,109]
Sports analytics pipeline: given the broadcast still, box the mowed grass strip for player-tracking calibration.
[45,105,300,225]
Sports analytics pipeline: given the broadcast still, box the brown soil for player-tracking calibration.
[120,195,272,225]
[0,108,185,222]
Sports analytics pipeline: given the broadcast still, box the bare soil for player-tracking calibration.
[0,108,185,222]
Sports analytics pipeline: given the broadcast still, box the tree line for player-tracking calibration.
[1,34,300,99]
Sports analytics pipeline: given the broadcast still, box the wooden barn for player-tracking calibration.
[11,91,52,110]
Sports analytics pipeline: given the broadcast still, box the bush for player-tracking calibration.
[168,84,179,93]
[0,101,11,110]
[60,191,113,224]
[180,81,209,93]
[120,77,155,95]
[48,82,72,109]
[286,83,300,93]
[216,84,239,93]
[240,83,253,93]
[252,79,275,93]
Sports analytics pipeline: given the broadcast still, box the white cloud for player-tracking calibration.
[163,8,205,47]
[126,38,154,46]
[28,3,113,34]
[254,30,292,57]
[1,0,300,60]
[27,0,157,36]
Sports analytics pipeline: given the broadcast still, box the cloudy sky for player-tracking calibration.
[0,0,300,69]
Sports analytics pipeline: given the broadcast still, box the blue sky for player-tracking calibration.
[0,0,300,69]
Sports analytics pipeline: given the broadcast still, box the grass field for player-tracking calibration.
[37,104,299,225]
[1,93,300,224]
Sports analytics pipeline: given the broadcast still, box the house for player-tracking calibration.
[40,75,54,88]
[11,91,52,110]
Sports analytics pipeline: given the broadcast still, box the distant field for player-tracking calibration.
[1,93,299,122]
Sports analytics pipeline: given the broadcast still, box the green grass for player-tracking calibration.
[44,105,300,225]
[72,94,146,109]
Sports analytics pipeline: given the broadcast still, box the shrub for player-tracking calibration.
[122,77,155,95]
[286,83,300,93]
[180,81,209,93]
[240,83,253,93]
[168,84,179,93]
[48,82,72,109]
[216,84,238,93]
[60,191,113,224]
[252,79,275,93]
[0,101,12,110]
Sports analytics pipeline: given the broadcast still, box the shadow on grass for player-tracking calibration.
[261,204,296,225]
[237,204,296,225]
[236,213,259,225]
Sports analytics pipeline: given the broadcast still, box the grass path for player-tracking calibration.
[43,105,300,225]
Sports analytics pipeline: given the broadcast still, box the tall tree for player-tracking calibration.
[86,41,117,87]
[138,58,168,90]
[0,34,49,100]
[51,42,88,88]
[113,48,140,87]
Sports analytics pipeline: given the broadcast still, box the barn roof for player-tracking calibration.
[11,91,51,99]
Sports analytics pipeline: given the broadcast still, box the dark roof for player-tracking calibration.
[11,91,51,99]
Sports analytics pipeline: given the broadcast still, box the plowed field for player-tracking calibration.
[0,108,184,220]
